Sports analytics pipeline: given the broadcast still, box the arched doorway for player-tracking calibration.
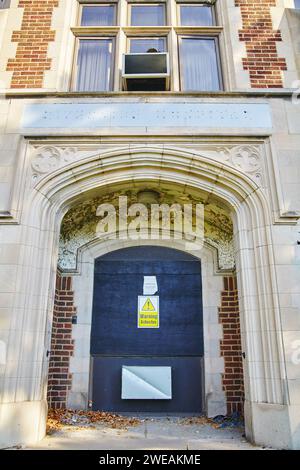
[90,246,204,414]
[2,143,291,448]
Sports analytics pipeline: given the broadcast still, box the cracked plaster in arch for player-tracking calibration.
[58,189,235,272]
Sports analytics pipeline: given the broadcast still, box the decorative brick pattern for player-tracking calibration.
[47,272,75,409]
[219,276,244,415]
[235,0,287,88]
[6,0,58,88]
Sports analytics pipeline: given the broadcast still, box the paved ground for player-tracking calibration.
[26,418,263,450]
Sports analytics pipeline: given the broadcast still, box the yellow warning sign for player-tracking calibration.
[142,298,156,312]
[138,296,159,329]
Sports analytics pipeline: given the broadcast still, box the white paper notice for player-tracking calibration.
[143,276,158,295]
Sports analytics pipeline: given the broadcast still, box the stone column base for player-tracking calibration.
[245,400,300,450]
[0,400,47,449]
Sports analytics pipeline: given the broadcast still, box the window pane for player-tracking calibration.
[130,38,166,53]
[81,5,116,26]
[179,5,214,26]
[0,0,11,10]
[131,5,165,26]
[295,0,300,8]
[180,38,221,91]
[76,39,113,91]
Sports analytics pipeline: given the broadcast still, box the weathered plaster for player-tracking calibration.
[58,188,235,272]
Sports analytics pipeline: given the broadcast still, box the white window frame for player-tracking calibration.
[72,36,116,92]
[127,36,168,53]
[176,2,216,27]
[178,34,223,92]
[128,2,167,27]
[79,2,118,26]
[70,0,230,92]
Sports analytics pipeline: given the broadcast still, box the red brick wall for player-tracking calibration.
[47,272,75,409]
[5,0,288,90]
[6,0,58,88]
[219,276,244,415]
[235,0,287,88]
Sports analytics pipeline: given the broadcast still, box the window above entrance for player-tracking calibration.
[130,4,166,26]
[178,3,215,26]
[80,4,117,26]
[72,1,223,92]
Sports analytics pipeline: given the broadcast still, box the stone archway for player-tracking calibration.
[0,144,290,448]
[46,181,243,417]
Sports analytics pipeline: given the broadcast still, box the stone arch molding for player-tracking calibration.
[4,141,288,447]
[29,142,266,190]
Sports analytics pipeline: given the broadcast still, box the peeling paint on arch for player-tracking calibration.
[58,188,235,272]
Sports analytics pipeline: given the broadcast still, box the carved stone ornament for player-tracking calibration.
[31,146,79,178]
[30,143,264,187]
[31,146,61,174]
[231,145,261,173]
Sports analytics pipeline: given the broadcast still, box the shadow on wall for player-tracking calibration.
[283,8,300,79]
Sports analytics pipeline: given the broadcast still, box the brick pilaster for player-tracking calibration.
[6,0,58,88]
[219,276,244,415]
[235,0,287,88]
[47,272,75,409]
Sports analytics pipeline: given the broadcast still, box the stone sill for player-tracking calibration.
[3,90,297,100]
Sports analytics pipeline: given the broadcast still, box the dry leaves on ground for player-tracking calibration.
[180,416,220,429]
[47,409,140,435]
